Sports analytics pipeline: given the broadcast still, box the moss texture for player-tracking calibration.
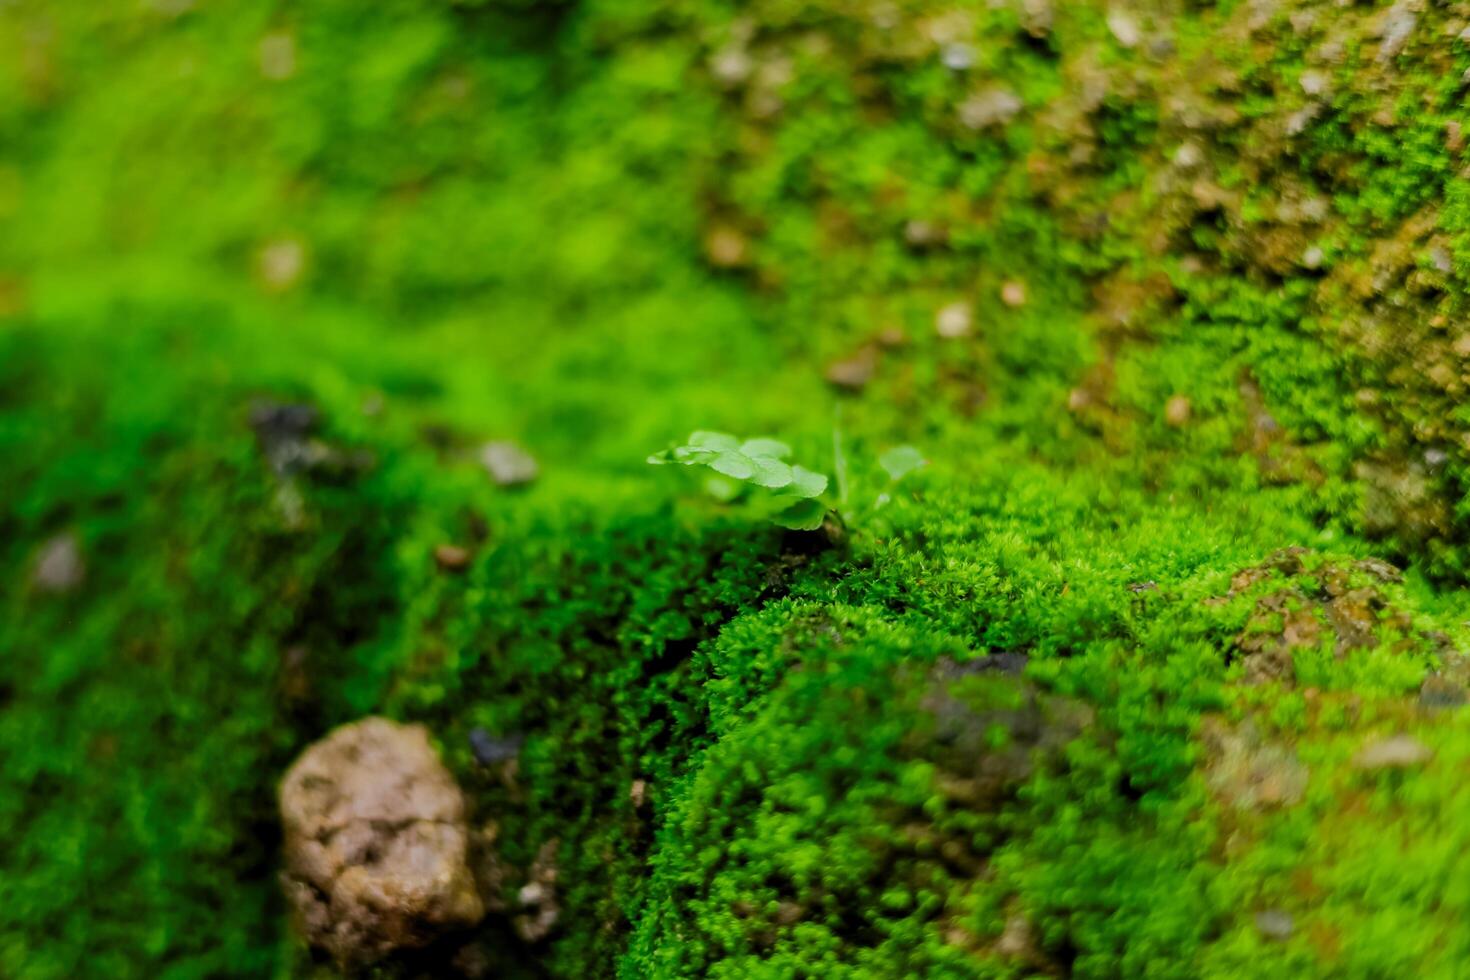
[7,0,1470,976]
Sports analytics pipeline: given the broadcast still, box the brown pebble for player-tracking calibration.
[1000,280,1027,308]
[876,325,908,348]
[704,225,750,268]
[903,219,946,248]
[824,347,877,391]
[279,718,484,967]
[1164,395,1191,427]
[434,544,472,572]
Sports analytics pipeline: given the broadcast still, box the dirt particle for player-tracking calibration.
[32,532,84,594]
[824,347,877,391]
[434,543,472,572]
[257,237,305,292]
[704,224,750,268]
[935,301,973,338]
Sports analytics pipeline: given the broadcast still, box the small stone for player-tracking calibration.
[1377,2,1417,62]
[249,400,329,477]
[468,728,523,766]
[958,87,1023,130]
[479,440,538,487]
[32,532,84,593]
[433,543,472,572]
[279,718,484,967]
[1353,557,1402,583]
[1285,104,1319,137]
[1289,10,1317,35]
[1420,675,1468,710]
[1299,69,1329,97]
[825,348,877,391]
[1425,448,1449,468]
[941,42,976,71]
[629,779,648,809]
[1107,9,1142,48]
[877,325,908,348]
[1066,387,1091,412]
[1203,718,1309,810]
[1255,909,1294,942]
[709,46,752,87]
[1164,395,1191,428]
[257,237,305,291]
[1354,734,1432,771]
[1301,245,1325,270]
[1020,0,1054,37]
[1172,142,1204,170]
[258,32,296,81]
[903,219,946,248]
[935,301,973,339]
[1429,246,1454,275]
[704,225,750,268]
[773,901,804,926]
[1000,281,1027,308]
[513,840,560,943]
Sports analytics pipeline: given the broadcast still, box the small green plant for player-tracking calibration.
[648,431,831,529]
[648,431,927,530]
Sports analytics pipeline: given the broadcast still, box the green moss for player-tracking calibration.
[10,0,1470,977]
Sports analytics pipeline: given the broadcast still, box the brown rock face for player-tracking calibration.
[279,717,484,967]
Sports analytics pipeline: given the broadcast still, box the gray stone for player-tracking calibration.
[33,532,84,594]
[1354,734,1432,771]
[479,440,539,487]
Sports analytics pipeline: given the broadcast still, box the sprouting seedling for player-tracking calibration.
[648,430,930,531]
[648,431,830,529]
[874,445,927,509]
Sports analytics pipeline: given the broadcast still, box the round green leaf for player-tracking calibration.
[673,446,718,464]
[785,465,829,499]
[879,445,927,482]
[748,457,794,489]
[740,437,792,460]
[709,451,756,480]
[687,431,741,452]
[774,498,828,530]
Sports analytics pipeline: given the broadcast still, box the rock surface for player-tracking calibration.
[279,717,484,967]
